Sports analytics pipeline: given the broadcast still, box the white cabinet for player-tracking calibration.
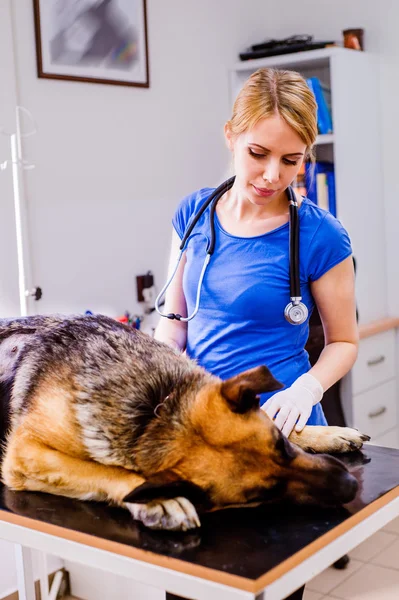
[352,379,396,439]
[351,331,396,395]
[341,328,399,449]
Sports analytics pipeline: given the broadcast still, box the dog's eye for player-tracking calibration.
[245,481,286,502]
[275,434,296,461]
[11,346,18,354]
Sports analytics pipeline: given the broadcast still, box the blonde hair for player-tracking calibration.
[227,68,318,161]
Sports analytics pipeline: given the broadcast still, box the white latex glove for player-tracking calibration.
[261,373,324,437]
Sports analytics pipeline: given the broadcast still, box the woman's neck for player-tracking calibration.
[215,185,301,237]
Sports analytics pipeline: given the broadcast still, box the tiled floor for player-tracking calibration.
[303,516,399,600]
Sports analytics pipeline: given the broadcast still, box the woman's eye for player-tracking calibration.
[248,149,297,166]
[248,148,265,159]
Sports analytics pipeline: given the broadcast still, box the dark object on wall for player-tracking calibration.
[239,34,335,61]
[343,28,364,51]
[32,0,150,87]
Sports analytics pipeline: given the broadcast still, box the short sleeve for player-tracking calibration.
[172,188,214,240]
[307,213,352,281]
[172,194,192,240]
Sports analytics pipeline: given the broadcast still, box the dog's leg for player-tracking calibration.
[2,432,200,531]
[2,431,146,503]
[289,426,370,453]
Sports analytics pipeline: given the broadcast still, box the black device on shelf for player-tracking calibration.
[239,34,335,61]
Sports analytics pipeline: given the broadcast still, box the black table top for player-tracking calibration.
[1,445,398,588]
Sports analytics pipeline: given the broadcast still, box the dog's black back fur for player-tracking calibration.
[0,315,214,472]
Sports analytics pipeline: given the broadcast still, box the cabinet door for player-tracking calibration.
[352,378,397,439]
[352,331,396,395]
[367,427,399,450]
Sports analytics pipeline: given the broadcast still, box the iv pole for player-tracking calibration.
[1,106,38,316]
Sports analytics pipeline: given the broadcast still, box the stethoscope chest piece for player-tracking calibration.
[284,300,308,325]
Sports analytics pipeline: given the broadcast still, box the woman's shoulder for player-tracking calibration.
[178,187,215,212]
[172,187,215,237]
[300,198,352,281]
[300,197,348,237]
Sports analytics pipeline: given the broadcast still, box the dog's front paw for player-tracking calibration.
[125,497,201,531]
[323,427,370,453]
[291,426,371,453]
[332,427,371,452]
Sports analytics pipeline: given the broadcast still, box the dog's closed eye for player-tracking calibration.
[275,434,297,461]
[244,481,286,503]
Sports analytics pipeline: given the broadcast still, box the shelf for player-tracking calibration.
[316,133,334,145]
[232,47,352,72]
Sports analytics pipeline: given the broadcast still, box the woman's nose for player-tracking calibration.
[262,160,280,184]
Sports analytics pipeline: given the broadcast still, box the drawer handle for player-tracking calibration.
[368,406,387,419]
[367,355,385,366]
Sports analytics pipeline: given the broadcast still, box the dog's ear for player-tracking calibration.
[123,471,210,507]
[221,365,283,414]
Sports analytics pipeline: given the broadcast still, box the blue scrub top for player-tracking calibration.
[173,188,352,426]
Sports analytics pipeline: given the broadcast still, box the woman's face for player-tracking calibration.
[225,114,307,207]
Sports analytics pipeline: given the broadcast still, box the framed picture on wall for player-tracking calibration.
[32,0,150,88]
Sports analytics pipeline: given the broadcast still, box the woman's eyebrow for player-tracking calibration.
[249,143,304,157]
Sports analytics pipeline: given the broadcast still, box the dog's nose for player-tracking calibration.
[334,472,358,503]
[322,455,358,503]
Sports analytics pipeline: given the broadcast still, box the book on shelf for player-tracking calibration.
[292,161,336,216]
[306,77,333,135]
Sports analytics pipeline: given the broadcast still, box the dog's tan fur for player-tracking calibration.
[0,315,369,531]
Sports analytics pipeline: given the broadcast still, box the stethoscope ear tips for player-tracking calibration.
[284,301,308,325]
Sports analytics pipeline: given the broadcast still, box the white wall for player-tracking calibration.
[8,0,286,319]
[6,0,398,320]
[0,0,22,317]
[6,0,397,322]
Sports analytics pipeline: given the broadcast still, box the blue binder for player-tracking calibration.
[305,162,336,216]
[306,77,333,135]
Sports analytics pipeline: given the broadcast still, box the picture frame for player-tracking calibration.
[32,0,150,88]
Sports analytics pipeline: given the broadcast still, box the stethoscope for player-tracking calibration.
[155,176,308,325]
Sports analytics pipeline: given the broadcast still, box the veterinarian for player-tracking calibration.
[155,68,358,600]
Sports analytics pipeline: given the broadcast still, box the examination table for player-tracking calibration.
[0,445,398,600]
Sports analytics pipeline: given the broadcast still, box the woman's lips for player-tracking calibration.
[252,184,278,197]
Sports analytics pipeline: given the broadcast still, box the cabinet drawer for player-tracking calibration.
[352,330,395,395]
[353,378,397,439]
[367,427,399,450]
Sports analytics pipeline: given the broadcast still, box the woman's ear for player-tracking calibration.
[224,122,234,151]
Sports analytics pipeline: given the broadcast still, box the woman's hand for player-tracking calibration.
[261,373,323,437]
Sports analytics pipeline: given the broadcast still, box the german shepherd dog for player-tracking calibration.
[0,315,369,531]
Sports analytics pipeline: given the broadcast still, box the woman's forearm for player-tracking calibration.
[308,341,358,392]
[153,319,187,352]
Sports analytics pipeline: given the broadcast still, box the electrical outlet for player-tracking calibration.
[136,271,154,302]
